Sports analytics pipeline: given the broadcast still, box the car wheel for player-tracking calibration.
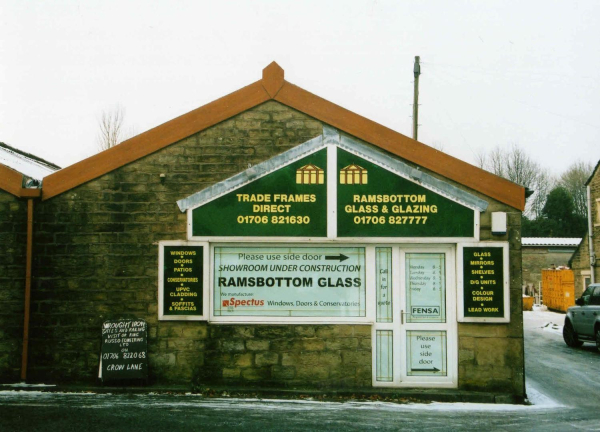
[596,328,600,353]
[563,320,583,348]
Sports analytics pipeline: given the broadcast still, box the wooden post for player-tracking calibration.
[20,198,33,381]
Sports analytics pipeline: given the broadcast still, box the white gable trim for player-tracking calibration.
[177,135,325,212]
[177,126,489,213]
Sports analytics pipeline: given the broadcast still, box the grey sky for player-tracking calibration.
[1,0,599,174]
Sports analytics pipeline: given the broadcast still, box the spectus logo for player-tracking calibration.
[223,298,264,307]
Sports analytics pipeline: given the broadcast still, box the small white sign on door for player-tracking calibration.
[406,330,447,376]
[405,253,446,323]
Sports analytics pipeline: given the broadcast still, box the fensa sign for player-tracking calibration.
[213,247,366,319]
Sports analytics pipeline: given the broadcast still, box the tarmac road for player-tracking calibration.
[1,310,599,432]
[523,309,600,409]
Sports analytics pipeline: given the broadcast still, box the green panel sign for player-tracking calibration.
[463,247,504,318]
[336,148,474,237]
[163,245,203,316]
[192,149,327,237]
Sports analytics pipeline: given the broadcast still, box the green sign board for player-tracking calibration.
[337,148,474,237]
[189,146,477,238]
[192,149,327,237]
[213,246,366,318]
[462,246,504,318]
[163,245,204,316]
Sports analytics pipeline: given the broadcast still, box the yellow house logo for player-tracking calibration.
[296,164,324,185]
[340,164,368,185]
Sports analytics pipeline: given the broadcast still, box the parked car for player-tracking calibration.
[563,283,600,351]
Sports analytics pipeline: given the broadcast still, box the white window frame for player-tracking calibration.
[456,242,510,323]
[158,240,210,321]
[582,270,591,292]
[371,244,458,388]
[208,242,375,325]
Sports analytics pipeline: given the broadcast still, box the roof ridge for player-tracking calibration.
[40,63,525,210]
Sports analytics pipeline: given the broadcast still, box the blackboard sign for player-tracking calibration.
[462,246,505,318]
[162,245,204,317]
[99,319,148,382]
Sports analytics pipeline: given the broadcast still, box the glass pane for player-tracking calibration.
[213,246,366,317]
[405,253,446,323]
[406,330,447,377]
[376,248,393,323]
[376,330,393,382]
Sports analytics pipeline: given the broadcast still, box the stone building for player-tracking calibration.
[0,143,60,381]
[0,63,526,400]
[570,160,600,297]
[521,237,580,295]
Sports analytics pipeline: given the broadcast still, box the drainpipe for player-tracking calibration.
[587,185,595,284]
[20,198,34,381]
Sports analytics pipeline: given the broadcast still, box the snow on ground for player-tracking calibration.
[524,307,565,335]
[0,389,563,412]
[0,308,568,414]
[1,383,56,388]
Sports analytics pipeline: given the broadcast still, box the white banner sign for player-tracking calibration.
[213,247,366,317]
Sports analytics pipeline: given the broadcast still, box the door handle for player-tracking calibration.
[401,310,409,324]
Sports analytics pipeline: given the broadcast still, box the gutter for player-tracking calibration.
[587,185,595,284]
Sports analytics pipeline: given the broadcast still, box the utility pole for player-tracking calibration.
[412,55,421,141]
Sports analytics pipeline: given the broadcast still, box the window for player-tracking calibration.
[581,286,594,306]
[591,286,600,306]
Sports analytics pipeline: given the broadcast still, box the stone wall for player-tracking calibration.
[0,190,27,382]
[570,165,600,296]
[350,133,526,395]
[457,201,524,396]
[522,246,576,292]
[569,236,592,298]
[24,100,524,395]
[29,101,355,385]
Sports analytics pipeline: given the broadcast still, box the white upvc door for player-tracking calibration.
[372,245,457,388]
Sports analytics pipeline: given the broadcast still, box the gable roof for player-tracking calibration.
[177,126,490,213]
[41,62,525,210]
[586,159,600,186]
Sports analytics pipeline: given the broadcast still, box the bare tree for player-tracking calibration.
[474,149,487,170]
[557,160,594,218]
[528,169,555,219]
[430,140,445,152]
[97,105,136,151]
[487,146,508,179]
[477,144,553,218]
